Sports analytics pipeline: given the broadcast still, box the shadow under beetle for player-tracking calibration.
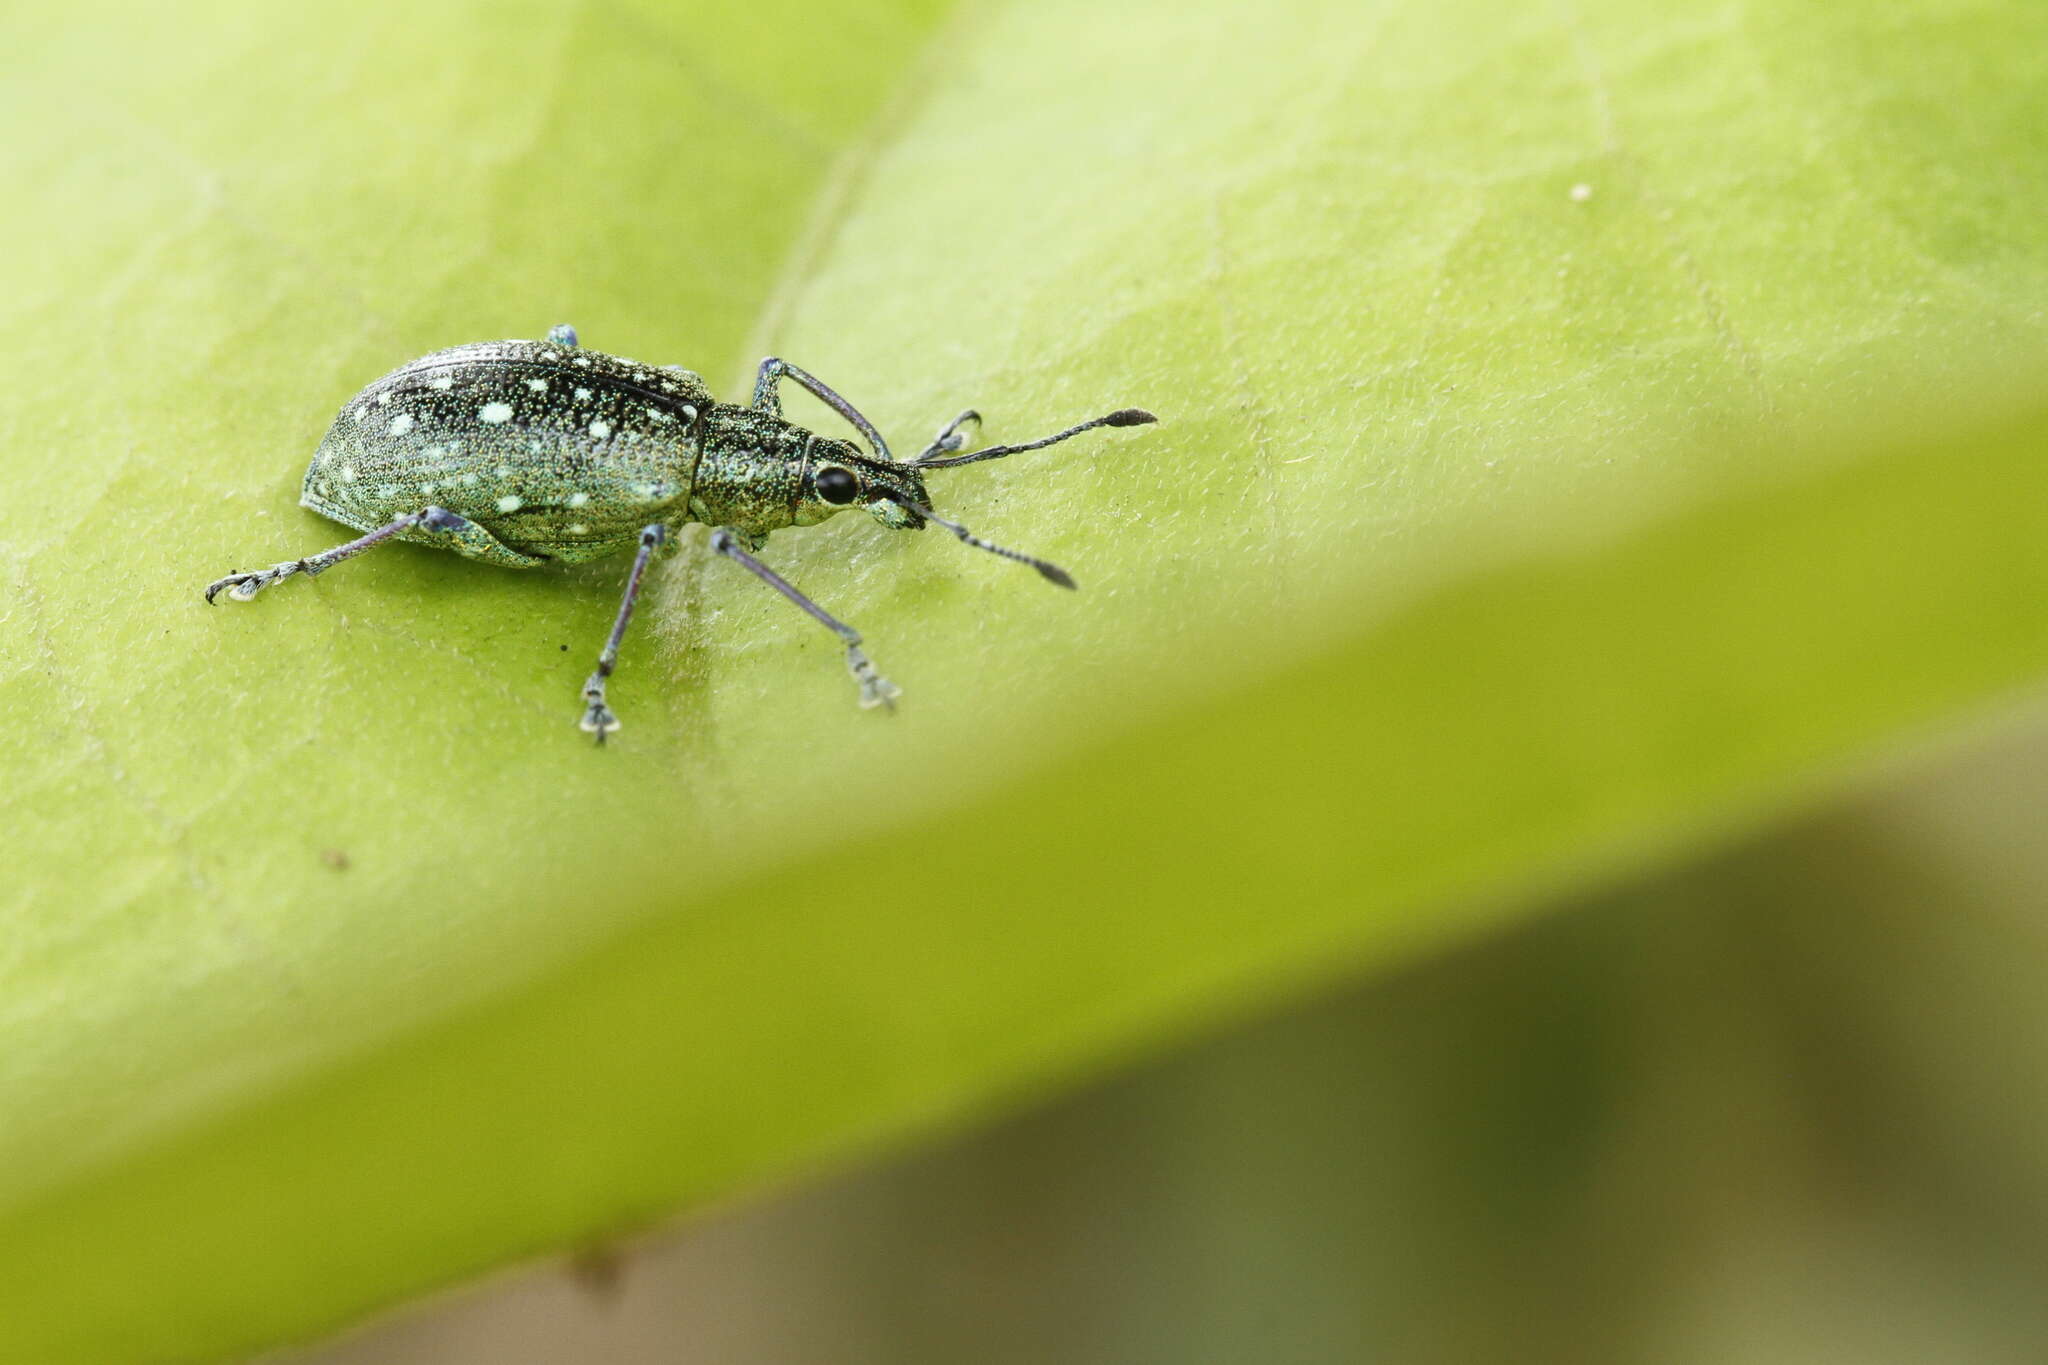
[205,325,1156,741]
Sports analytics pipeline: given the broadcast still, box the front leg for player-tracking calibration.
[749,356,894,462]
[579,523,666,743]
[710,528,900,709]
[914,409,983,464]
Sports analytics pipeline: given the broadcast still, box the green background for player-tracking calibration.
[2,1,2045,1358]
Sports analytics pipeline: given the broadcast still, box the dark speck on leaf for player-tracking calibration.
[568,1244,626,1298]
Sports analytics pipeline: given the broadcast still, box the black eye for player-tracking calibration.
[815,466,861,504]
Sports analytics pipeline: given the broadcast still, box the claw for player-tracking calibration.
[580,701,621,743]
[579,669,623,744]
[924,409,983,461]
[940,411,981,452]
[205,573,260,604]
[206,558,307,603]
[847,645,900,711]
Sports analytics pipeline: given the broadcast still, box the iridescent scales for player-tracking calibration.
[301,339,713,565]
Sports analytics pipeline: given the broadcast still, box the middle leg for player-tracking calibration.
[579,523,666,743]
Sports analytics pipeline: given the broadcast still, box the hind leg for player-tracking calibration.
[204,506,540,603]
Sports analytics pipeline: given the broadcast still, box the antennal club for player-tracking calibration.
[908,408,1157,470]
[886,494,1077,589]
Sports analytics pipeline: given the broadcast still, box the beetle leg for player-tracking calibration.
[749,357,895,463]
[913,409,984,463]
[709,527,900,710]
[204,506,476,603]
[579,523,666,743]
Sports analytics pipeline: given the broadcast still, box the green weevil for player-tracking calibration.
[204,325,1156,740]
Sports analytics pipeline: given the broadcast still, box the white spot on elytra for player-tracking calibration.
[567,523,589,535]
[648,407,671,422]
[588,419,612,439]
[495,465,514,479]
[461,472,480,486]
[496,495,522,513]
[567,491,590,507]
[387,412,415,436]
[574,387,592,400]
[526,378,547,392]
[680,405,697,422]
[632,482,660,499]
[421,482,436,495]
[572,354,591,365]
[355,406,372,424]
[428,375,455,391]
[479,402,513,424]
[340,464,358,481]
[376,390,393,405]
[378,483,399,497]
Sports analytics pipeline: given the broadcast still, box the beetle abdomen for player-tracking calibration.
[301,339,712,563]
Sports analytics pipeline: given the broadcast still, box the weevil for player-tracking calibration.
[204,325,1155,740]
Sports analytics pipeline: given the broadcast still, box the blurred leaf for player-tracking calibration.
[3,0,2047,1359]
[305,728,2048,1365]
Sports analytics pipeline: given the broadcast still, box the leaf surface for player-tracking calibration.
[3,1,2047,1358]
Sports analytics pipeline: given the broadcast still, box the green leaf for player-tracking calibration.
[4,1,2047,1358]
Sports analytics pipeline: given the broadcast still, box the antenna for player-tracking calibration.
[908,409,1157,470]
[884,494,1077,589]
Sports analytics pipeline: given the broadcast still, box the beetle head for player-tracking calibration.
[804,406,1157,591]
[798,437,930,530]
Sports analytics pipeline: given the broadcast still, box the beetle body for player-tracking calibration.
[303,336,922,565]
[207,326,1155,740]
